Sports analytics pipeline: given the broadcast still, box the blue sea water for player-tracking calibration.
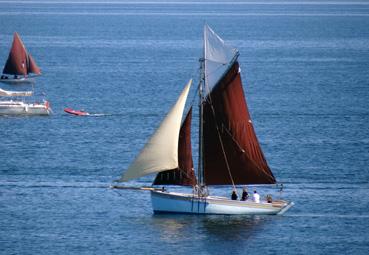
[1,1,369,254]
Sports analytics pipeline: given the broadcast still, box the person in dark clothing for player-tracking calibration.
[241,187,249,201]
[266,194,273,203]
[231,190,238,200]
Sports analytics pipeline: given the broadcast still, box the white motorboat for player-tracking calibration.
[0,99,51,116]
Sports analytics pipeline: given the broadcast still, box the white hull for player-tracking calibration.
[0,77,35,84]
[151,190,293,215]
[0,100,51,116]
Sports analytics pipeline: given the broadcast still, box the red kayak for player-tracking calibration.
[64,108,89,116]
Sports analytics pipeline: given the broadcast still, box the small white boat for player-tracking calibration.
[115,25,293,215]
[0,100,51,116]
[0,32,41,85]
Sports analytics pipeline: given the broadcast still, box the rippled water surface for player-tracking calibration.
[1,1,369,254]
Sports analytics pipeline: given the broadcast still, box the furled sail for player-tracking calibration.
[202,26,276,185]
[2,32,41,76]
[121,80,192,182]
[153,107,196,186]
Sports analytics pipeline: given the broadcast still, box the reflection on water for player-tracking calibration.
[150,214,196,243]
[201,215,266,240]
[202,216,271,255]
[151,214,270,245]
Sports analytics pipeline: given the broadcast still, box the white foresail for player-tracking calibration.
[204,24,238,90]
[0,88,33,97]
[121,79,192,181]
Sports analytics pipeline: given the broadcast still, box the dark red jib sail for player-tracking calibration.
[2,32,41,76]
[27,54,41,75]
[203,61,276,185]
[153,108,197,186]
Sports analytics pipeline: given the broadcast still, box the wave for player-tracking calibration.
[1,11,369,17]
[287,213,369,219]
[1,1,369,5]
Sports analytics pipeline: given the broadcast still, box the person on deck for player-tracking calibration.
[231,190,238,200]
[266,194,273,203]
[200,185,209,197]
[193,184,199,195]
[241,187,249,201]
[253,190,260,203]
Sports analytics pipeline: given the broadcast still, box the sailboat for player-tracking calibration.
[0,32,41,84]
[0,87,51,116]
[116,25,293,215]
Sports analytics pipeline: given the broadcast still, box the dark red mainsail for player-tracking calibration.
[3,33,28,75]
[2,32,41,76]
[153,107,197,186]
[203,61,276,185]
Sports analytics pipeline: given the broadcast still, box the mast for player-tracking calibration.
[198,57,205,187]
[197,25,207,188]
